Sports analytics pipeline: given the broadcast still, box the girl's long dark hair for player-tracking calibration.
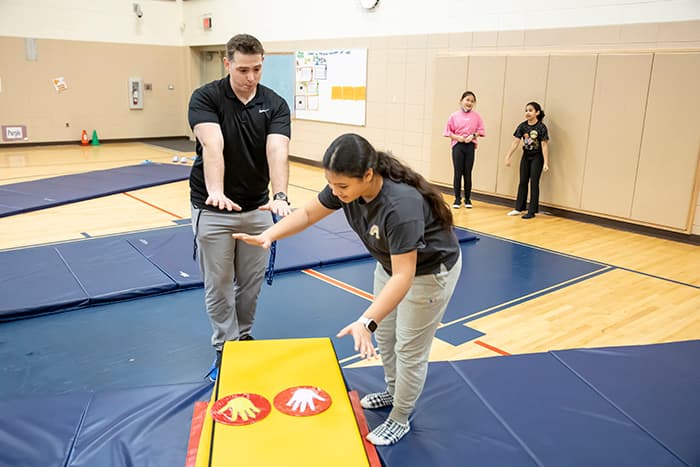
[527,101,546,121]
[322,133,453,230]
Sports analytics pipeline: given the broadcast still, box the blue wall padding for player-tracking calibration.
[0,163,192,217]
[0,383,211,467]
[0,247,89,319]
[344,340,699,467]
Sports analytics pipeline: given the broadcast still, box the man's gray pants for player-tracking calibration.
[192,206,272,351]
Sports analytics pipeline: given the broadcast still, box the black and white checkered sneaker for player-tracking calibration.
[366,418,411,445]
[360,391,394,409]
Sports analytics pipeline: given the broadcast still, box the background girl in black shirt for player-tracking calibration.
[504,101,550,219]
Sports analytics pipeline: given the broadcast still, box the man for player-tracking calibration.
[188,34,291,382]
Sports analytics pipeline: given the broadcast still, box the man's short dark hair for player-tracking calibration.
[226,34,264,60]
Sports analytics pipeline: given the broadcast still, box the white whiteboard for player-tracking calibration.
[294,49,367,126]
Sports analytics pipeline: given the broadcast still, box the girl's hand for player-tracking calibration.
[232,232,272,249]
[464,134,474,143]
[543,162,549,172]
[505,155,512,167]
[337,321,377,359]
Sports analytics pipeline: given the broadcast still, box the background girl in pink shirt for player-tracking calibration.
[443,91,486,209]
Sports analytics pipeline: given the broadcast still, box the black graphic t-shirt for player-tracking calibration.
[514,121,549,158]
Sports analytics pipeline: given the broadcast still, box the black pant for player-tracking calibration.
[515,155,544,215]
[452,142,475,203]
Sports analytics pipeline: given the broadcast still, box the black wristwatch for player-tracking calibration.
[273,192,289,204]
[358,316,378,333]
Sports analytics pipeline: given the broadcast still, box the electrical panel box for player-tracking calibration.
[129,77,144,109]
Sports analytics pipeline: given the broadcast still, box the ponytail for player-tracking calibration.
[375,151,453,230]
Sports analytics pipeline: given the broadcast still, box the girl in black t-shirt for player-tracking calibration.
[233,133,462,446]
[504,101,550,219]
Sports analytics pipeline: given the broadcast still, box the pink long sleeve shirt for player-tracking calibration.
[444,109,486,148]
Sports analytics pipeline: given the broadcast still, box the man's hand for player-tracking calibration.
[260,199,292,217]
[205,191,241,212]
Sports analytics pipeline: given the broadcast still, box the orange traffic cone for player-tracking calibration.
[81,130,89,146]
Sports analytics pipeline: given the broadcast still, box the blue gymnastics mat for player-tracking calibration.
[0,163,191,217]
[0,382,211,467]
[0,341,696,467]
[0,210,478,320]
[345,340,700,467]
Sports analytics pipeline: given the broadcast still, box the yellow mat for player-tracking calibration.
[195,337,370,467]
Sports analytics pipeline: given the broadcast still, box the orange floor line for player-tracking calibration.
[122,191,183,219]
[474,340,511,356]
[302,269,374,301]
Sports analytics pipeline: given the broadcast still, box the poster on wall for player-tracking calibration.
[294,49,366,126]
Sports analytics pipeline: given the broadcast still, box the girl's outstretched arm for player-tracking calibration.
[233,197,334,248]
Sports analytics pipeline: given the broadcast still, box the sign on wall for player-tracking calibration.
[294,49,367,126]
[2,125,28,142]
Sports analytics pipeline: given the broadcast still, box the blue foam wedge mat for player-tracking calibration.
[0,163,191,217]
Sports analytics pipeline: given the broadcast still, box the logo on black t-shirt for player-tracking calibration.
[369,224,380,240]
[523,130,540,151]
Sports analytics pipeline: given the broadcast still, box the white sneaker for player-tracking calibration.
[465,203,473,209]
[507,210,521,216]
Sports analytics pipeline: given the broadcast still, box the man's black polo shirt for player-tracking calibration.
[188,77,291,212]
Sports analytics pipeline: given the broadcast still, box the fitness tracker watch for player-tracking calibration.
[358,316,378,333]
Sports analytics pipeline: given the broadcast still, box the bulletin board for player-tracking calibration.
[294,49,367,126]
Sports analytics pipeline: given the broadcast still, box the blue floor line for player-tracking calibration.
[614,266,700,290]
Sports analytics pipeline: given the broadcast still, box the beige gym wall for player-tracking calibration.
[0,37,189,142]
